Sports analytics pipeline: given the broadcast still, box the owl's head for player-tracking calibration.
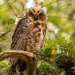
[26,7,46,21]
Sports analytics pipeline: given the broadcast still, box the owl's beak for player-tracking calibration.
[34,15,38,20]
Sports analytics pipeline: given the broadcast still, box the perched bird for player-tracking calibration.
[9,7,47,75]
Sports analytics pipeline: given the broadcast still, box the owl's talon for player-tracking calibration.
[33,51,39,57]
[33,51,38,55]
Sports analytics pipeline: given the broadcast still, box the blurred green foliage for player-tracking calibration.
[0,62,10,75]
[38,31,75,75]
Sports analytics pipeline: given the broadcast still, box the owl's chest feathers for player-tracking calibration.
[26,23,44,43]
[26,18,46,41]
[23,20,46,52]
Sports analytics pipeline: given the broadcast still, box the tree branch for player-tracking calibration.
[0,30,10,38]
[10,0,16,5]
[47,15,68,19]
[0,50,37,63]
[43,0,60,7]
[6,0,18,18]
[0,50,38,75]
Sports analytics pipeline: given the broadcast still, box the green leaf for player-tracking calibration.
[71,66,75,70]
[0,62,10,69]
[0,36,6,42]
[8,18,15,25]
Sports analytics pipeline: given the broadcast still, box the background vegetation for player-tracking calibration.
[0,0,75,75]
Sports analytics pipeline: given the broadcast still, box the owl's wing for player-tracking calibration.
[11,15,28,50]
[41,23,47,48]
[10,15,31,66]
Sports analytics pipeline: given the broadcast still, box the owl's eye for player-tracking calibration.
[29,12,33,16]
[39,13,43,16]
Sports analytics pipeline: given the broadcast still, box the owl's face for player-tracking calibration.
[26,7,46,21]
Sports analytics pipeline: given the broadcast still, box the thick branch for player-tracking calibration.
[0,50,37,64]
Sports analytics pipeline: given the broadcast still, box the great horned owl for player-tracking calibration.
[9,7,47,75]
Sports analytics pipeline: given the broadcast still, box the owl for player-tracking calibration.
[9,7,47,75]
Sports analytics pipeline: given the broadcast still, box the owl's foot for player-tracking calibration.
[33,51,39,58]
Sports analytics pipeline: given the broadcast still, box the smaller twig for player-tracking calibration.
[6,0,18,18]
[43,0,60,7]
[10,0,17,5]
[0,30,10,38]
[47,15,68,19]
[20,2,25,11]
[48,29,56,36]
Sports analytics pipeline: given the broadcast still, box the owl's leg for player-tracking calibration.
[9,66,14,75]
[33,49,40,58]
[16,64,20,75]
[33,51,39,55]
